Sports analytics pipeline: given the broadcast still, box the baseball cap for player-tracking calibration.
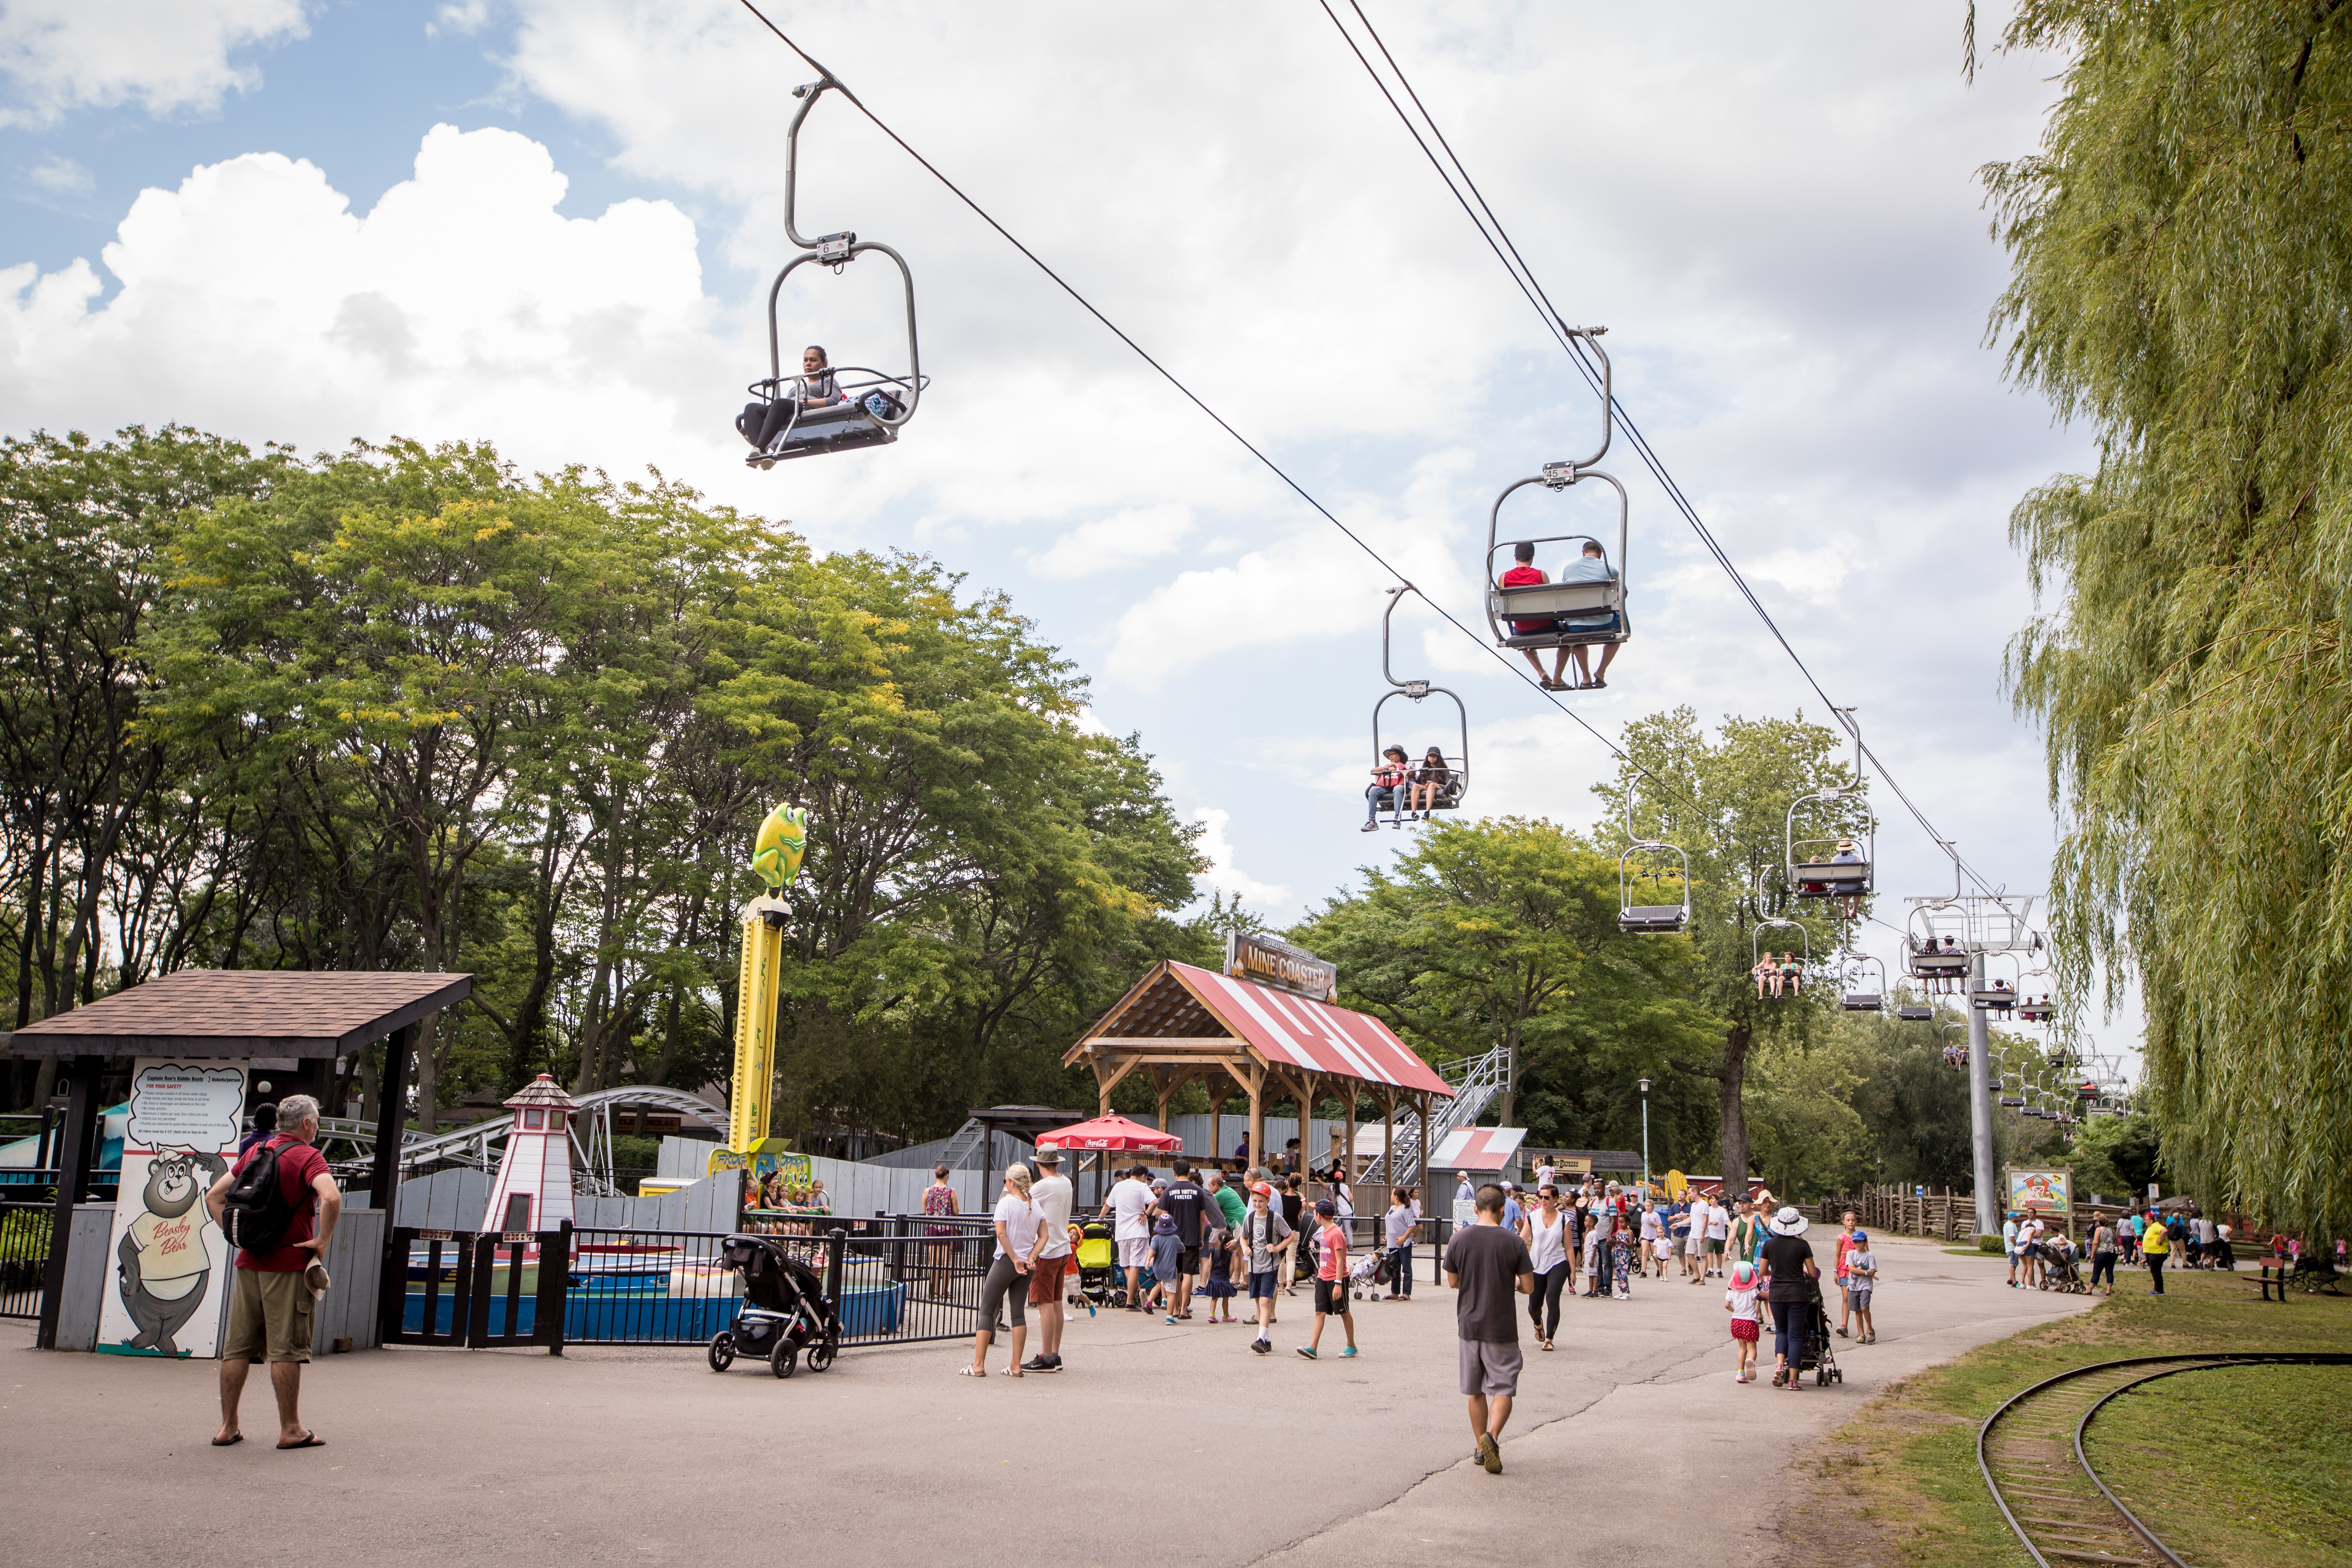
[1314,1199,1336,1217]
[1252,1183,1274,1197]
[1852,1230,1869,1245]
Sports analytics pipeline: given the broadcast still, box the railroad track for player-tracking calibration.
[1977,1352,2352,1566]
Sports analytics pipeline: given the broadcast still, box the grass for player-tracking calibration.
[1779,1266,2352,1568]
[2085,1362,2352,1567]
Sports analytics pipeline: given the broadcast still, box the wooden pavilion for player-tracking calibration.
[1063,960,1452,1194]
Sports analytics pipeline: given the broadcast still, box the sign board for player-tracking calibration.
[96,1060,248,1360]
[1223,931,1337,1003]
[2007,1168,2073,1219]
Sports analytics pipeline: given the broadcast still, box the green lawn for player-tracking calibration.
[2086,1361,2352,1568]
[1784,1268,2352,1567]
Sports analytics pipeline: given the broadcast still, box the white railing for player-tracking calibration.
[1362,1043,1508,1190]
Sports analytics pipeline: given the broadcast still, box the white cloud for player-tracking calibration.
[429,2,492,40]
[0,125,729,478]
[1027,504,1192,580]
[1193,807,1288,911]
[0,0,306,127]
[27,152,90,193]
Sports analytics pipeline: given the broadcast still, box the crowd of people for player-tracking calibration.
[2013,1204,2236,1297]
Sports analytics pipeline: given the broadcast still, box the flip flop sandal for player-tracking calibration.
[211,1434,243,1447]
[276,1433,326,1449]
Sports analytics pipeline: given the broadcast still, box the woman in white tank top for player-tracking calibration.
[1524,1188,1572,1351]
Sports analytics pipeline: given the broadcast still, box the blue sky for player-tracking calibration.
[0,2,2137,1073]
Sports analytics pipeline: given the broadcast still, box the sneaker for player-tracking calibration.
[1836,1327,1848,1338]
[1295,1346,1317,1360]
[1165,1315,1181,1325]
[1251,1338,1271,1355]
[1340,1346,1358,1357]
[1478,1433,1502,1475]
[1021,1355,1056,1373]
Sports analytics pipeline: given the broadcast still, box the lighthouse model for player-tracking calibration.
[480,1074,580,1236]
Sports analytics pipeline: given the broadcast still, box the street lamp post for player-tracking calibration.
[1638,1077,1651,1197]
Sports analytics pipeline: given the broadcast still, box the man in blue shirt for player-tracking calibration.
[1559,541,1622,691]
[1501,1184,1524,1231]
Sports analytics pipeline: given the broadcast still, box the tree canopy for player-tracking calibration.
[1989,2,2352,1234]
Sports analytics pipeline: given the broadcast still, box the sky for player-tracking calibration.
[0,2,2137,1077]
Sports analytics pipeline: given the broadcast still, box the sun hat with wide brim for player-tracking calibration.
[1768,1206,1810,1237]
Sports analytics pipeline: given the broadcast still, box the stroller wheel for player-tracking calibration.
[707,1331,737,1373]
[770,1339,798,1378]
[805,1337,838,1374]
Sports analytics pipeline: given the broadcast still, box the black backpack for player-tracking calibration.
[220,1140,299,1257]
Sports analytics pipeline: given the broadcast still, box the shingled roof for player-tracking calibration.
[0,969,473,1058]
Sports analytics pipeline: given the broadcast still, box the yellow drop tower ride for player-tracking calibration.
[717,802,808,1167]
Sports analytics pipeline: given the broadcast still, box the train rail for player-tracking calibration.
[1977,1352,2352,1566]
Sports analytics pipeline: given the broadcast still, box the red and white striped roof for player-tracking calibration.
[1431,1126,1528,1171]
[1164,962,1453,1096]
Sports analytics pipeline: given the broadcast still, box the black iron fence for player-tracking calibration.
[2,1200,49,1320]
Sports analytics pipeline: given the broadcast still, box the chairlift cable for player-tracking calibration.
[1321,1,2009,903]
[729,0,1712,822]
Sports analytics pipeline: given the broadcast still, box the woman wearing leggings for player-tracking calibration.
[2139,1208,2170,1294]
[965,1164,1042,1376]
[1523,1185,1572,1350]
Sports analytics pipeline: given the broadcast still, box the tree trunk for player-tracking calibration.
[1717,1021,1753,1192]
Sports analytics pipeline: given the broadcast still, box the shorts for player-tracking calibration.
[223,1266,314,1364]
[1730,1317,1759,1343]
[1671,1237,1686,1256]
[1027,1253,1070,1305]
[1248,1270,1278,1300]
[1458,1337,1524,1397]
[1177,1246,1202,1274]
[1846,1286,1872,1312]
[1314,1279,1349,1315]
[1117,1236,1150,1268]
[1707,1238,1725,1255]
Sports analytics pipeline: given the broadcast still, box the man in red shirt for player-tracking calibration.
[1499,542,1576,689]
[205,1092,341,1449]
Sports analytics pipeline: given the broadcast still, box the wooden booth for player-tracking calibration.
[1064,959,1452,1202]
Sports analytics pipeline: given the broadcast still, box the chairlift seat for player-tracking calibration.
[1969,989,2015,1012]
[1839,992,1883,1013]
[2000,1096,2024,1108]
[1490,580,1626,648]
[743,397,897,466]
[1895,1005,1934,1021]
[1792,859,1870,897]
[1909,952,1970,977]
[1617,905,1689,934]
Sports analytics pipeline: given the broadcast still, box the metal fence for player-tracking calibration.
[1,1200,49,1320]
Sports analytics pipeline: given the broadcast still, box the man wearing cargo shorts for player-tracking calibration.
[1443,1184,1534,1475]
[207,1093,340,1450]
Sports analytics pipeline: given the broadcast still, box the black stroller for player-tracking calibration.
[708,1233,841,1378]
[1792,1280,1843,1386]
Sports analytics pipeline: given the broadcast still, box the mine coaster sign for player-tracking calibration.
[1223,932,1337,1003]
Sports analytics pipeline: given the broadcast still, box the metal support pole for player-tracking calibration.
[1967,951,1998,1236]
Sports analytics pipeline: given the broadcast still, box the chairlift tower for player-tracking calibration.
[1905,884,2041,1238]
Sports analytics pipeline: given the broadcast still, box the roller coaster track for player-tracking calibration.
[1977,1352,2352,1566]
[314,1086,727,1196]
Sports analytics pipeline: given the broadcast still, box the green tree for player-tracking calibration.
[1292,817,1718,1146]
[1988,3,2352,1236]
[1593,708,1871,1188]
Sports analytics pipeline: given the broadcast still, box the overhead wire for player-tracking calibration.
[1321,1,2016,907]
[730,0,1715,821]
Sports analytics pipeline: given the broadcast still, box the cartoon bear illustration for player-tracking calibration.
[116,1148,230,1356]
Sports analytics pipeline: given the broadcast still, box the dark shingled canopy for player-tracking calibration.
[0,969,472,1058]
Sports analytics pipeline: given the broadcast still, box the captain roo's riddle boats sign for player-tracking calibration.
[1223,933,1337,1003]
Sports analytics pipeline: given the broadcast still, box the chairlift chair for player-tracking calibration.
[1750,917,1810,998]
[1483,329,1632,665]
[1839,954,1887,1013]
[1368,588,1469,831]
[737,78,928,468]
[1895,1003,1934,1022]
[1615,775,1690,934]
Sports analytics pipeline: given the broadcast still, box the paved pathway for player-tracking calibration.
[2,1232,2087,1566]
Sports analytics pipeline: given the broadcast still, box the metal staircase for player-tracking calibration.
[1363,1044,1509,1190]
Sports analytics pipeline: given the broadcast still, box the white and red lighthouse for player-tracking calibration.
[479,1074,579,1235]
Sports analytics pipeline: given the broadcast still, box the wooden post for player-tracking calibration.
[1247,1072,1265,1187]
[35,1054,102,1350]
[1342,1086,1357,1225]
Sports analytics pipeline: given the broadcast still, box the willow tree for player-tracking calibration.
[1989,3,2352,1236]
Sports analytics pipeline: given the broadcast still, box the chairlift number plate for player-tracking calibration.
[1403,680,1430,697]
[817,232,856,263]
[1542,461,1575,487]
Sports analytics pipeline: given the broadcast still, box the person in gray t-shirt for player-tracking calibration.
[1443,1184,1534,1475]
[1382,1187,1422,1301]
[1239,1185,1292,1352]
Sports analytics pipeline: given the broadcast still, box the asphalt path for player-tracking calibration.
[3,1232,2089,1567]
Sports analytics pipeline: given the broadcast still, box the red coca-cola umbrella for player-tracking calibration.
[1035,1113,1181,1152]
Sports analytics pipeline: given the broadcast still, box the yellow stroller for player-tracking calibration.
[1069,1221,1116,1314]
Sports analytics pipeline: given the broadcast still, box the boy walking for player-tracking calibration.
[1845,1230,1877,1343]
[1443,1183,1534,1474]
[1298,1199,1357,1359]
[1240,1184,1291,1353]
